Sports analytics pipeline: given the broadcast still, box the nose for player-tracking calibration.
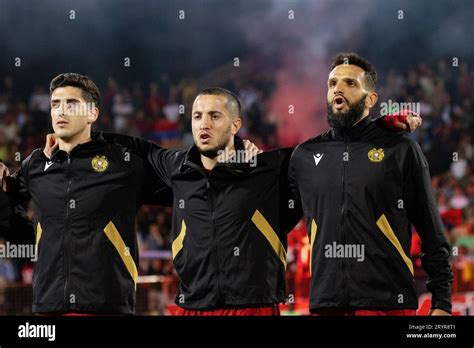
[200,115,211,129]
[333,82,344,96]
[57,101,67,117]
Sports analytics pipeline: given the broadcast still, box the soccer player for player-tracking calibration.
[44,86,422,315]
[289,53,453,316]
[0,73,172,315]
[87,88,302,315]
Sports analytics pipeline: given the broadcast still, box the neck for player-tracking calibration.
[353,111,369,126]
[200,137,235,170]
[58,129,92,153]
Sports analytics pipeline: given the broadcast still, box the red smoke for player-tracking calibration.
[268,54,328,147]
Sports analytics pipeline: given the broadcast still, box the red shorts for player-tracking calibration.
[311,308,416,316]
[61,312,100,316]
[176,305,280,316]
[39,312,108,316]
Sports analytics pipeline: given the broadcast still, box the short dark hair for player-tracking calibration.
[50,73,101,107]
[197,87,241,117]
[330,52,377,90]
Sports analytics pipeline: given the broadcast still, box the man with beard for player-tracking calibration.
[44,87,301,315]
[41,87,420,315]
[289,52,453,315]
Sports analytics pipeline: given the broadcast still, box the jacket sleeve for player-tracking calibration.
[0,189,35,244]
[102,132,176,185]
[404,140,453,313]
[141,172,174,207]
[0,188,12,234]
[0,159,35,244]
[8,158,32,207]
[101,132,175,206]
[285,147,303,233]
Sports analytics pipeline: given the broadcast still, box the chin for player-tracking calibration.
[53,130,67,138]
[55,130,74,139]
[198,143,214,151]
[197,146,211,154]
[333,107,348,114]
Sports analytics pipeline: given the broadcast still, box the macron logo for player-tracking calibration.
[313,153,323,166]
[44,161,54,172]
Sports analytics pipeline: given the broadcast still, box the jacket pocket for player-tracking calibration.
[36,222,43,246]
[172,219,186,260]
[309,218,317,274]
[103,221,138,290]
[251,210,287,270]
[376,214,414,275]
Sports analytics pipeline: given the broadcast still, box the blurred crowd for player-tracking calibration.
[0,58,473,297]
[377,60,474,266]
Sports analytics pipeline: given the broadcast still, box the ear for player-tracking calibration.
[87,107,99,124]
[231,117,242,135]
[365,92,378,109]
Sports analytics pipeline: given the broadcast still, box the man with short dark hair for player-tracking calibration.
[88,87,301,315]
[289,52,453,316]
[0,73,171,315]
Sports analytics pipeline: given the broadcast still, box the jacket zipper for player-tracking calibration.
[341,136,348,306]
[206,176,222,304]
[63,155,72,310]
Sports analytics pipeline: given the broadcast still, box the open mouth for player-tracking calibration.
[333,96,346,109]
[199,133,211,144]
[334,96,345,105]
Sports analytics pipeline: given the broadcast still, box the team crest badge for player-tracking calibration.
[91,155,109,172]
[368,148,384,163]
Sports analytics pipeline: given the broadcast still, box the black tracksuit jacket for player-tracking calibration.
[1,133,171,314]
[105,133,302,310]
[289,117,453,313]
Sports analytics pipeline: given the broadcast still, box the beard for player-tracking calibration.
[196,125,232,159]
[327,94,367,129]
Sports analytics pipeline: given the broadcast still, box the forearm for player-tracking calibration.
[102,132,154,158]
[421,245,453,313]
[405,140,453,312]
[0,190,34,244]
[103,132,173,184]
[409,167,453,312]
[0,189,13,235]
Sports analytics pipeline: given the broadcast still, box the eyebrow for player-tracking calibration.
[51,98,81,103]
[343,77,358,83]
[193,110,223,115]
[328,77,359,84]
